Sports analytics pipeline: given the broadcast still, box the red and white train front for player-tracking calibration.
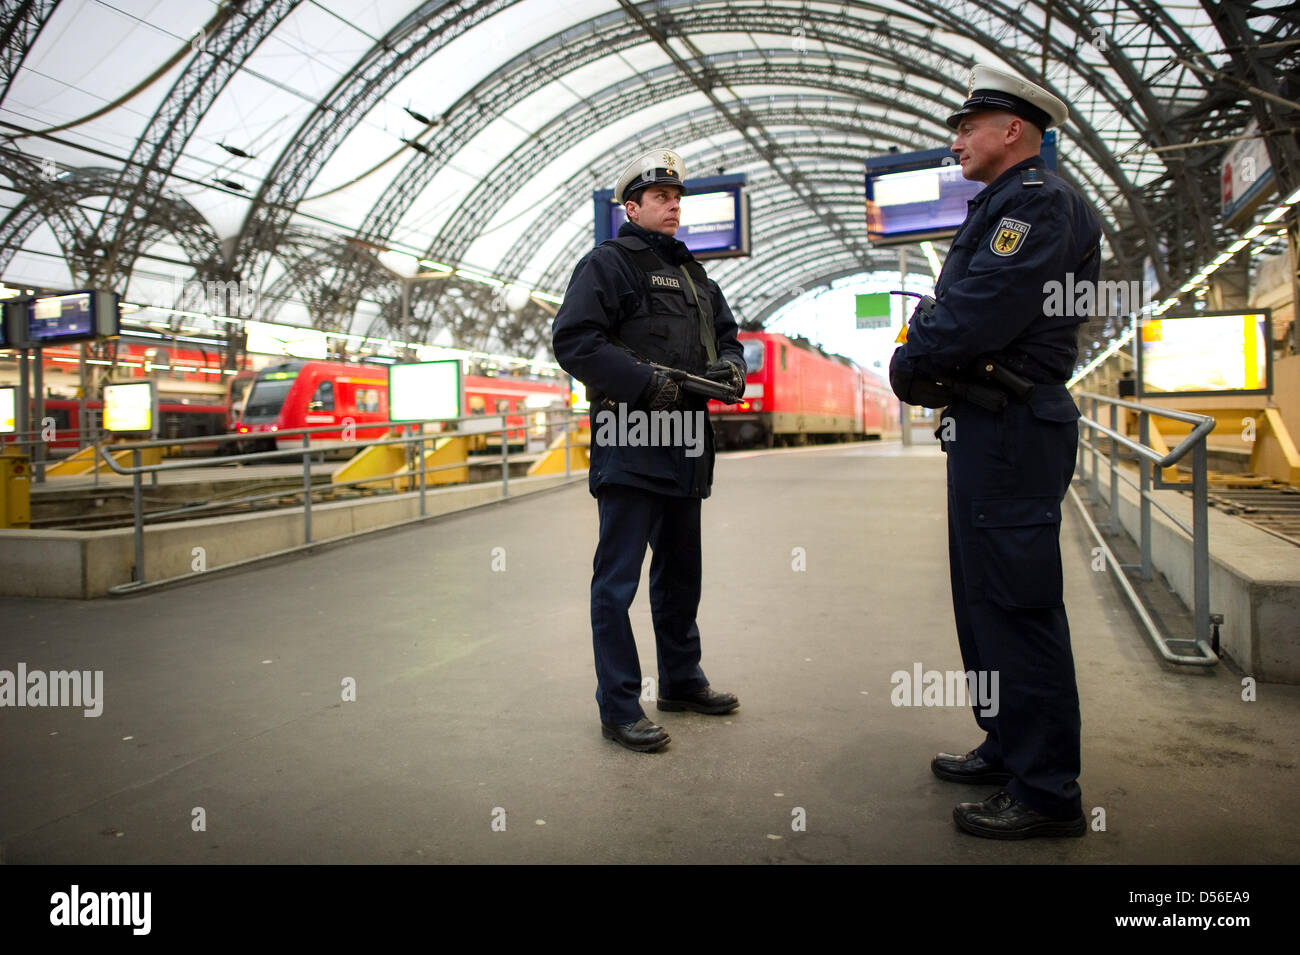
[708,331,898,448]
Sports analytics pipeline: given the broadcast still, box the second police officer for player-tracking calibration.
[552,148,747,753]
[890,66,1103,838]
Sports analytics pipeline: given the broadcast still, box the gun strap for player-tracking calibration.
[678,265,718,365]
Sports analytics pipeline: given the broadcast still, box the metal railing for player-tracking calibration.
[1073,391,1218,666]
[91,409,584,594]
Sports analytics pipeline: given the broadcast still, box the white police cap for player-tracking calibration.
[614,147,686,204]
[946,65,1069,131]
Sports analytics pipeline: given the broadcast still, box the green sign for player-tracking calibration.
[856,292,892,329]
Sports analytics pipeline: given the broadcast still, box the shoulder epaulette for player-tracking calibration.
[1021,167,1046,187]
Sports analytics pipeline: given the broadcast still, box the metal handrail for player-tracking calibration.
[1072,391,1218,666]
[83,408,585,593]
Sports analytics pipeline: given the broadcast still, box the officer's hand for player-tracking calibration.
[641,371,681,411]
[889,348,954,408]
[705,359,745,401]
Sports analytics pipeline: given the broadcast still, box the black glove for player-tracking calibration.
[705,359,745,401]
[640,371,681,411]
[889,348,954,408]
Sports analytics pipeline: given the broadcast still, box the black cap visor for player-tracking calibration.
[621,168,686,203]
[946,90,1052,132]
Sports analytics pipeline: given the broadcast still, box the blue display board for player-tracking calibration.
[593,173,750,259]
[2,289,120,347]
[865,132,1058,246]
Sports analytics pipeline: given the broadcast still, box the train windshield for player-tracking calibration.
[742,339,764,375]
[242,375,297,419]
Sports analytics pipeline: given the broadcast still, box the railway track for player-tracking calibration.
[1209,485,1300,547]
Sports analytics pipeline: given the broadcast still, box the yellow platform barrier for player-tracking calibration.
[1141,407,1300,487]
[527,425,589,476]
[332,434,407,490]
[1250,408,1300,487]
[404,435,469,487]
[332,433,469,491]
[1,447,30,528]
[45,443,163,477]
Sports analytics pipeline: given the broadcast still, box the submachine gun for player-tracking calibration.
[647,363,736,402]
[586,344,740,406]
[890,291,1036,412]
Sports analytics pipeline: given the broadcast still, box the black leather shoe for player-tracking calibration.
[931,749,1012,785]
[953,790,1087,840]
[657,685,739,715]
[601,718,670,752]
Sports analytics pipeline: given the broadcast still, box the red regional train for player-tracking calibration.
[0,338,247,455]
[233,359,569,454]
[2,397,230,456]
[707,331,899,448]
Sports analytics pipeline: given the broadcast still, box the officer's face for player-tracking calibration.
[627,185,683,236]
[951,113,1015,184]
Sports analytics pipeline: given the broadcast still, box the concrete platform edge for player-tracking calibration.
[0,473,585,600]
[1082,463,1300,683]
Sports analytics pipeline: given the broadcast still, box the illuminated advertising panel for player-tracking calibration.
[103,380,158,435]
[569,375,590,413]
[1137,310,1272,398]
[389,360,461,422]
[0,385,16,434]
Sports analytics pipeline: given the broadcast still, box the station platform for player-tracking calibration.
[2,441,1298,865]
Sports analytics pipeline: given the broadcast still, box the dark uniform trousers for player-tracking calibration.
[944,388,1082,819]
[592,484,709,724]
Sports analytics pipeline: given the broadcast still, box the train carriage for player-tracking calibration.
[708,331,899,448]
[233,359,568,455]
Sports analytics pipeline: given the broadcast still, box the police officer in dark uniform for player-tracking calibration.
[552,147,747,753]
[890,66,1102,838]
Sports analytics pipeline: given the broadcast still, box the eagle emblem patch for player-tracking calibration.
[991,217,1030,256]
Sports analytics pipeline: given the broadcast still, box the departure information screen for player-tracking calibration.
[605,189,744,256]
[593,173,750,260]
[865,134,1057,246]
[865,163,981,243]
[28,292,93,343]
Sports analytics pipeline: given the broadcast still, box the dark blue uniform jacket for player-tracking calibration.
[893,156,1102,418]
[552,221,744,498]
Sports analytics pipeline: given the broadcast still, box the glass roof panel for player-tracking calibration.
[0,0,1286,367]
